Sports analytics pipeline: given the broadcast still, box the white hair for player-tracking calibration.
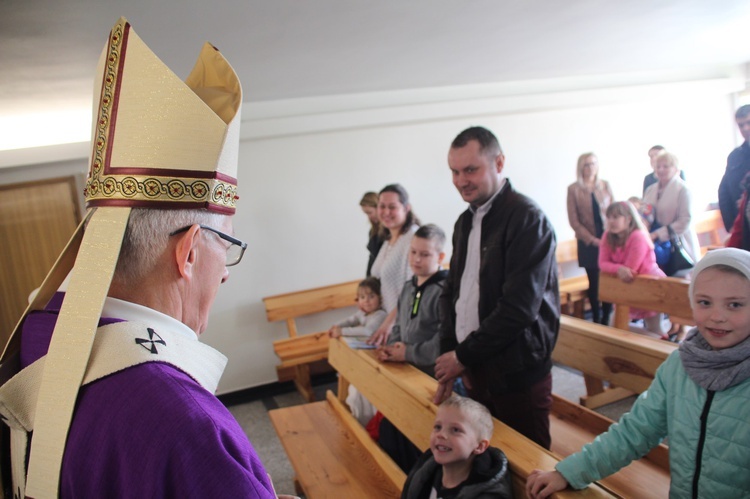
[114,208,227,286]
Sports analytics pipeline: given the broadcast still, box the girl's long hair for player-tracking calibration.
[605,201,652,249]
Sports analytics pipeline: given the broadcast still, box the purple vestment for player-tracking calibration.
[19,293,275,498]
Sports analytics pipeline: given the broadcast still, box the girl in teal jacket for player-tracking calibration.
[526,248,750,499]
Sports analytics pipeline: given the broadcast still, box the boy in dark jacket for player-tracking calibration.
[402,394,513,499]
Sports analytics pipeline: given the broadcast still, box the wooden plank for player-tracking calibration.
[693,209,723,247]
[580,387,634,409]
[269,393,404,499]
[555,316,676,394]
[550,396,670,499]
[556,238,579,264]
[598,273,692,323]
[329,339,614,499]
[263,280,359,322]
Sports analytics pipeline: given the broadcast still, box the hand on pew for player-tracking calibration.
[434,350,464,383]
[367,308,397,346]
[526,469,569,499]
[328,325,342,338]
[616,266,634,283]
[433,381,453,404]
[377,342,406,362]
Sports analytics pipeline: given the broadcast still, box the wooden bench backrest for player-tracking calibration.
[263,279,360,336]
[554,315,675,393]
[599,273,692,325]
[556,238,578,266]
[328,339,614,498]
[694,209,723,248]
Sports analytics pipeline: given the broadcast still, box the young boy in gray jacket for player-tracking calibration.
[379,223,448,376]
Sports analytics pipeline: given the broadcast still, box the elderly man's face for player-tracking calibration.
[185,217,232,335]
[737,114,750,142]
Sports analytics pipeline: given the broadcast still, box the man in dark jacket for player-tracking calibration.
[434,126,560,449]
[718,104,750,231]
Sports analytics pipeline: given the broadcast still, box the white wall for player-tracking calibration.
[0,74,742,394]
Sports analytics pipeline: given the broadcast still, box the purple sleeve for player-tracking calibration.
[61,363,276,498]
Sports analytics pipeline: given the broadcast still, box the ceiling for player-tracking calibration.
[1,0,749,150]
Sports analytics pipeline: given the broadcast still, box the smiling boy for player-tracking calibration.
[401,394,513,498]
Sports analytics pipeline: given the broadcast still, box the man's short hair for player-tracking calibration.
[115,208,227,286]
[451,126,503,157]
[648,145,665,154]
[440,394,494,441]
[414,223,446,253]
[736,105,750,120]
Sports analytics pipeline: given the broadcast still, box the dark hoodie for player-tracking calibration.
[401,446,513,499]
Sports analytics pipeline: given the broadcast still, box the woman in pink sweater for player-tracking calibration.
[599,201,668,338]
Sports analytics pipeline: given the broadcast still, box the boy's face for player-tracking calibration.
[430,406,488,466]
[692,267,750,350]
[409,237,444,278]
[357,287,381,315]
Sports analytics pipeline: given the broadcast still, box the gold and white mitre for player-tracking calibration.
[85,17,242,213]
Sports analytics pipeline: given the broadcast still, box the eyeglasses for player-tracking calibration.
[169,224,247,267]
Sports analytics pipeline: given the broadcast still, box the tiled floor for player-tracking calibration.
[226,364,636,497]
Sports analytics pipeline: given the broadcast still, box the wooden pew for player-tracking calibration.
[555,314,676,406]
[598,273,692,332]
[694,209,725,255]
[584,272,688,408]
[263,279,359,401]
[269,390,405,498]
[556,239,589,319]
[330,339,670,498]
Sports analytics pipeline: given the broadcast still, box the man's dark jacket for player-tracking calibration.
[718,141,750,231]
[440,180,560,395]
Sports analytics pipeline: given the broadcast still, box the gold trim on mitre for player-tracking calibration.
[84,17,243,214]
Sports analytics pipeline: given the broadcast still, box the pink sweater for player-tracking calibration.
[598,229,665,278]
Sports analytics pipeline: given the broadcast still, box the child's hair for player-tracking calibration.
[440,394,493,442]
[357,276,382,301]
[688,248,750,306]
[414,223,446,253]
[627,196,641,205]
[605,201,650,249]
[378,184,421,240]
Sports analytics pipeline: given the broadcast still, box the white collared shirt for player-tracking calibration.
[454,180,504,343]
[101,297,198,340]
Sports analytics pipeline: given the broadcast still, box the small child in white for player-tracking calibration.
[401,394,513,499]
[328,276,387,340]
[526,247,750,498]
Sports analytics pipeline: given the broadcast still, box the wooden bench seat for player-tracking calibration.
[269,391,405,498]
[264,279,359,401]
